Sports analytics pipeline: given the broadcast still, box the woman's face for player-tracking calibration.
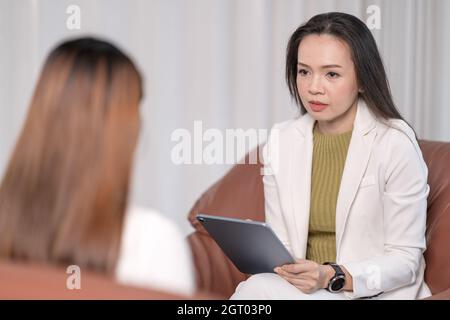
[296,34,360,134]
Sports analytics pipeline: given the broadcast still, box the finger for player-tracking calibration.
[281,274,320,291]
[282,262,313,274]
[279,274,305,287]
[293,280,320,294]
[279,273,312,287]
[275,267,308,280]
[279,268,320,284]
[295,285,315,294]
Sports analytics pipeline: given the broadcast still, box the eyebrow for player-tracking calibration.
[298,62,343,69]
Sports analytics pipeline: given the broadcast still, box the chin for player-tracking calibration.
[306,109,335,122]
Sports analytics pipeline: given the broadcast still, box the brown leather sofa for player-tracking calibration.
[187,140,450,300]
[0,260,177,299]
[0,259,221,299]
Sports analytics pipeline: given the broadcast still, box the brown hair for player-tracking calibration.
[0,37,143,275]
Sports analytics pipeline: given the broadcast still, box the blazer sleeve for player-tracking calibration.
[263,126,293,255]
[343,128,429,299]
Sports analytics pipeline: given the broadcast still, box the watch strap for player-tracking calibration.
[324,262,345,277]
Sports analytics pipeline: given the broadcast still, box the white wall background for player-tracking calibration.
[1,0,449,235]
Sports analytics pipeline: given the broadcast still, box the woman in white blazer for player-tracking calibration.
[231,12,430,300]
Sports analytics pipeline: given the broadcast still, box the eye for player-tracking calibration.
[298,69,309,76]
[327,71,340,78]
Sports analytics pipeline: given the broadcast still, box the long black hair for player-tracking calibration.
[286,12,405,123]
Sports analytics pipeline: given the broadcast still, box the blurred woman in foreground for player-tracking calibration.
[0,37,195,295]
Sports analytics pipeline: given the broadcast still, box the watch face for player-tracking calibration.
[330,276,345,292]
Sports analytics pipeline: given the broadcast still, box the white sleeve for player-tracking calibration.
[115,207,196,296]
[343,130,429,299]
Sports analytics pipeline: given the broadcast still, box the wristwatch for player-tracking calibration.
[323,262,346,293]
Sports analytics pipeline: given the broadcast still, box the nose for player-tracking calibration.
[308,75,325,95]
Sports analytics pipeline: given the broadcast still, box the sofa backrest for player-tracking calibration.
[188,141,450,297]
[187,148,264,296]
[418,140,450,294]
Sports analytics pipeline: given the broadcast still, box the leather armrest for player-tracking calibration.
[423,288,450,300]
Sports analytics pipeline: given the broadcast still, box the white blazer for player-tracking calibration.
[263,98,431,299]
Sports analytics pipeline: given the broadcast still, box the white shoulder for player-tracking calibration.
[124,206,180,235]
[381,119,422,157]
[377,119,428,176]
[386,119,417,141]
[115,206,196,295]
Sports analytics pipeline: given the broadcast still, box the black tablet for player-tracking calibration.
[196,213,295,274]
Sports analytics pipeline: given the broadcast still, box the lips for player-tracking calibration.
[309,101,328,112]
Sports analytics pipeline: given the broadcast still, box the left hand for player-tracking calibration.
[274,259,333,294]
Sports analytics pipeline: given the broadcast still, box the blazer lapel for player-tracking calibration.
[290,114,315,259]
[335,98,377,257]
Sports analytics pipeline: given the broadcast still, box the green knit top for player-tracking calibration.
[306,123,353,264]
